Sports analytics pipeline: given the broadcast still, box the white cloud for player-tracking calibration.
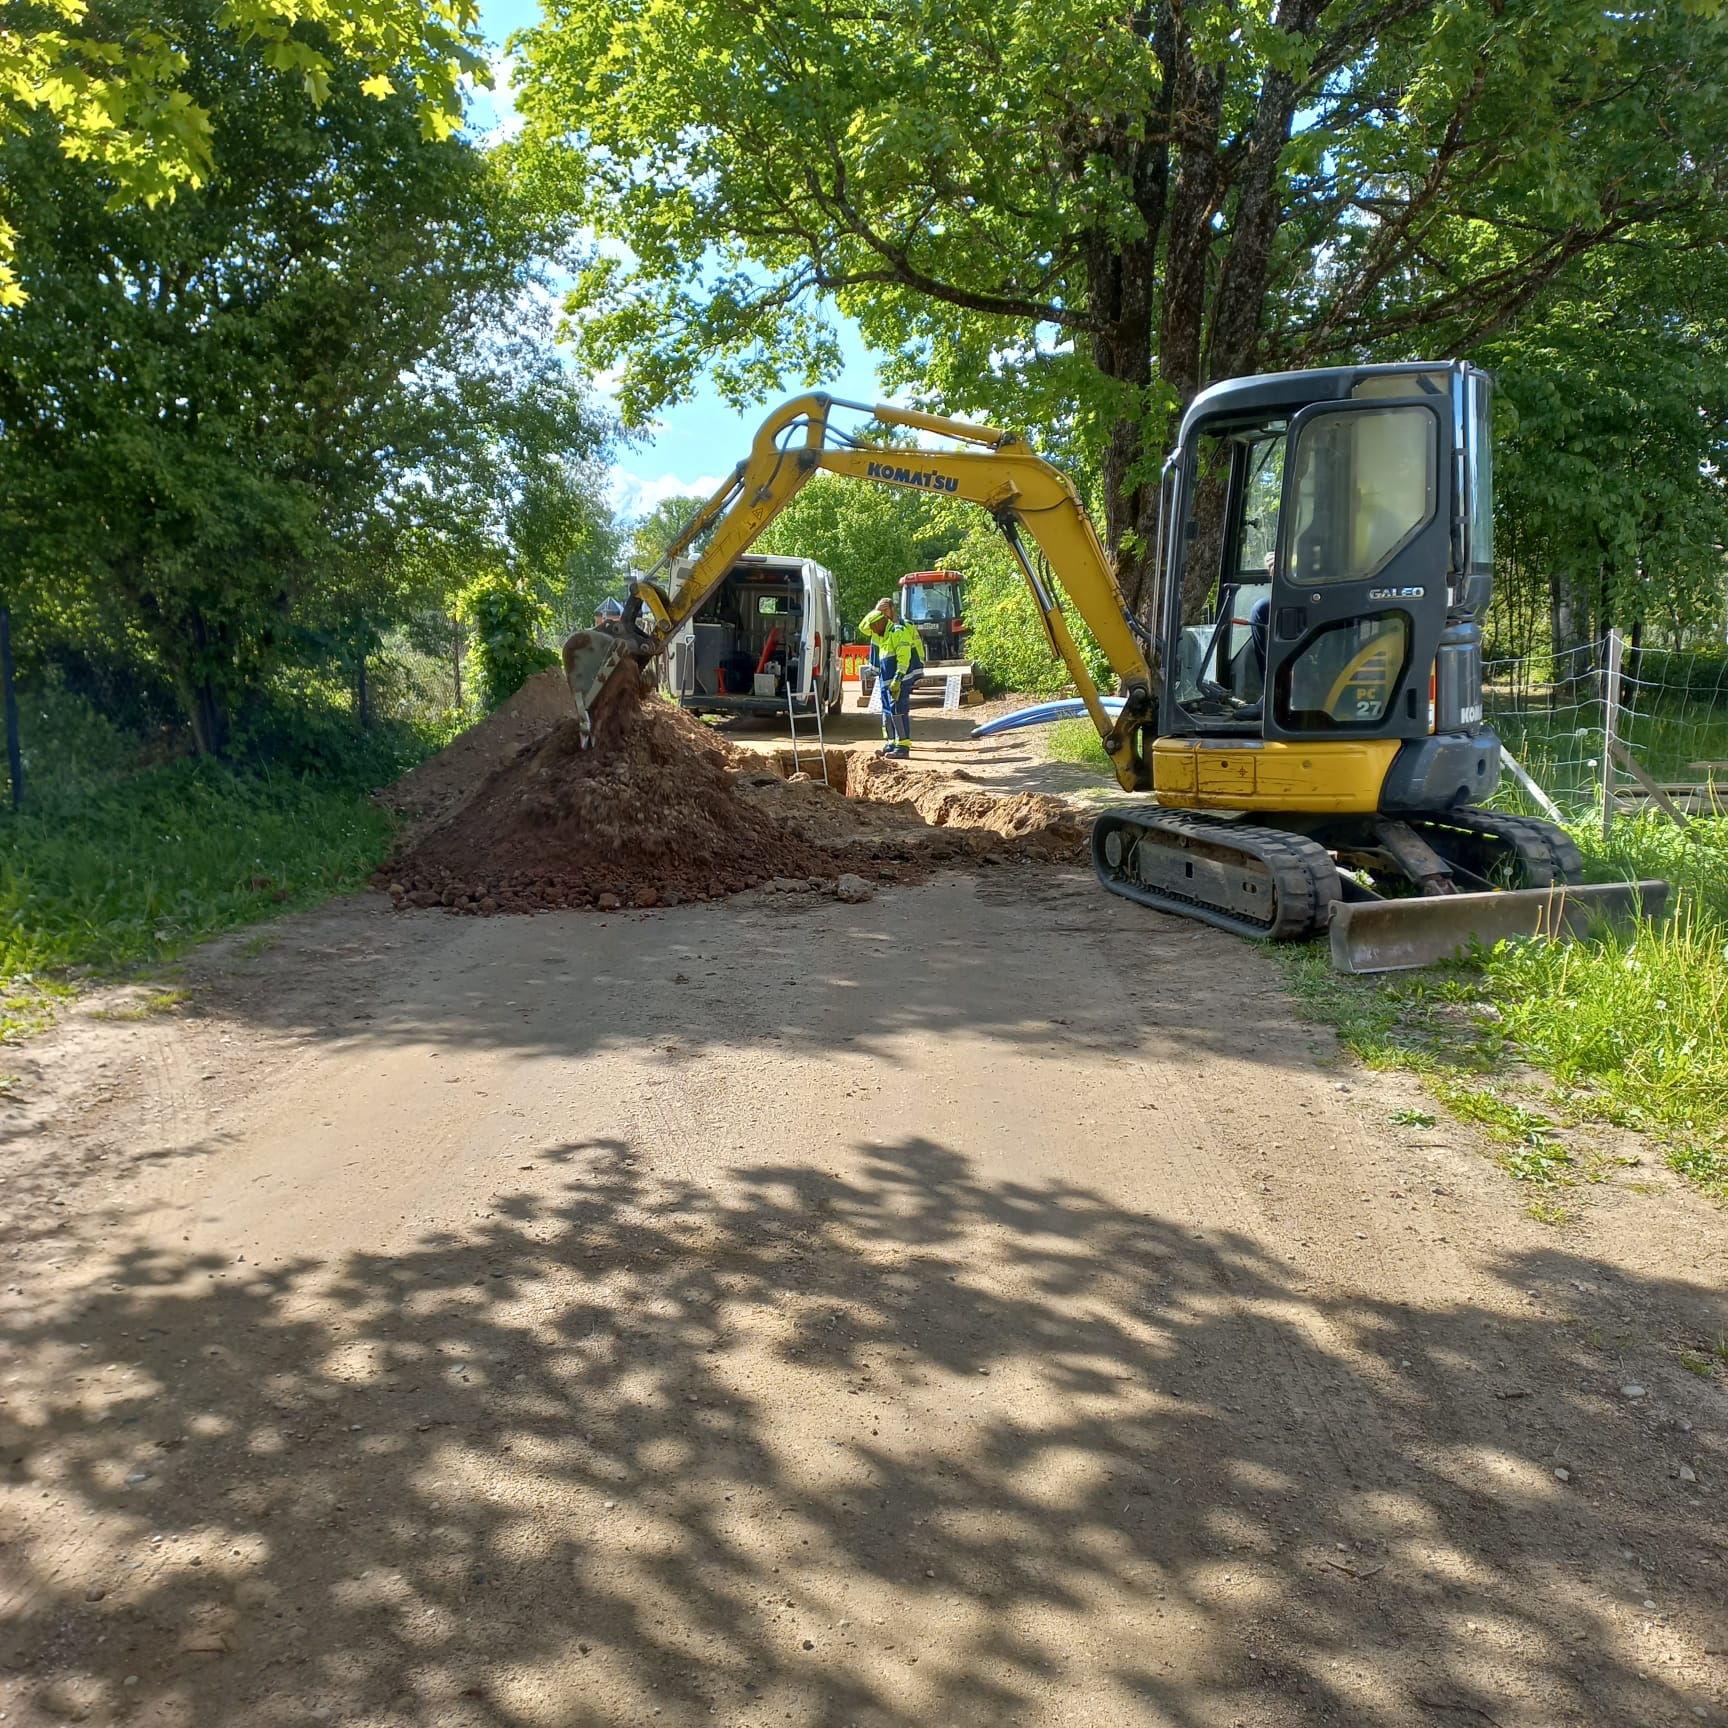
[609,468,728,520]
[464,52,524,143]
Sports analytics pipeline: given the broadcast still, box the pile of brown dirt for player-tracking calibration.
[379,667,575,844]
[382,677,844,913]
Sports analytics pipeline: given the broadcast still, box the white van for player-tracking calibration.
[662,553,844,718]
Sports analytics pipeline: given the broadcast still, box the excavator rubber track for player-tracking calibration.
[1404,806,1584,889]
[1091,806,1340,940]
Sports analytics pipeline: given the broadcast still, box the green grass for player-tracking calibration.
[1487,648,1728,812]
[1,761,396,1038]
[1045,717,1114,775]
[1494,700,1728,804]
[1281,812,1728,1206]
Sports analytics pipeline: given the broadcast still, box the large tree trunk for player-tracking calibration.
[1036,3,1327,642]
[1080,6,1176,627]
[1205,56,1309,381]
[1087,233,1161,621]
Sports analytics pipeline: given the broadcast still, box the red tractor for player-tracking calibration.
[898,569,968,668]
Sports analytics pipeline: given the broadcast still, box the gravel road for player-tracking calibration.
[1,868,1723,1727]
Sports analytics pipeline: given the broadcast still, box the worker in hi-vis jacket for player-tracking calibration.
[873,605,926,760]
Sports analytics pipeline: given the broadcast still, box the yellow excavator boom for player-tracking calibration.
[564,393,1156,790]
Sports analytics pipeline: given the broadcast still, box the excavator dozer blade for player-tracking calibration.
[561,627,640,749]
[1329,879,1670,975]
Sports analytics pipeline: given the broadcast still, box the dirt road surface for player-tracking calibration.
[2,867,1725,1728]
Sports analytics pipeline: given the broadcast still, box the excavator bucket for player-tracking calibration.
[561,627,641,748]
[1328,879,1670,974]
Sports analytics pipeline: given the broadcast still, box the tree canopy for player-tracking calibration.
[629,495,711,574]
[515,0,1728,615]
[0,0,487,304]
[1483,237,1728,657]
[1,0,614,755]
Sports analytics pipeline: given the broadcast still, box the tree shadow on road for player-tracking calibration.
[0,1135,1721,1728]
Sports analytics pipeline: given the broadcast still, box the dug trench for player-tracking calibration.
[376,668,1089,915]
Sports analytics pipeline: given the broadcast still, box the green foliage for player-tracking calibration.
[943,516,1112,696]
[1484,241,1728,657]
[229,683,432,788]
[629,496,711,573]
[0,0,616,761]
[400,338,619,642]
[1666,1143,1728,1202]
[1280,809,1728,1206]
[458,577,556,711]
[1477,883,1728,1143]
[514,0,1728,619]
[1045,718,1112,776]
[0,0,487,304]
[1388,1108,1437,1128]
[753,474,965,639]
[2,673,138,804]
[0,759,397,1034]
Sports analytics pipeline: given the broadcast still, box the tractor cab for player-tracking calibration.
[898,570,968,667]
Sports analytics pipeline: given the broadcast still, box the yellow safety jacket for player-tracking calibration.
[878,619,925,681]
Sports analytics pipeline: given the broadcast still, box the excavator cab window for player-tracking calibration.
[1263,396,1440,734]
[1172,422,1287,726]
[1284,405,1436,587]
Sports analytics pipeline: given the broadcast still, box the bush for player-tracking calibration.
[4,674,142,803]
[229,680,434,790]
[458,576,557,711]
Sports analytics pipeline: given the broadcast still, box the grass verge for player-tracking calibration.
[1,762,397,1039]
[1279,813,1728,1209]
[1045,717,1114,775]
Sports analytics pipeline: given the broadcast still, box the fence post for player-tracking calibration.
[0,605,20,812]
[1600,625,1623,841]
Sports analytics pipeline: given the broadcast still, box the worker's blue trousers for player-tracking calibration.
[878,669,920,747]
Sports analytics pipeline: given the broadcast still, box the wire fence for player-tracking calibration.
[1485,633,1728,826]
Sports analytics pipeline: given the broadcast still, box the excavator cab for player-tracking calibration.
[1095,359,1664,966]
[1161,363,1486,761]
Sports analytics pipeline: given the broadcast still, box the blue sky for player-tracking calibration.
[470,0,885,520]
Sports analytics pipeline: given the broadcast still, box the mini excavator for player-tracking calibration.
[564,365,1666,970]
